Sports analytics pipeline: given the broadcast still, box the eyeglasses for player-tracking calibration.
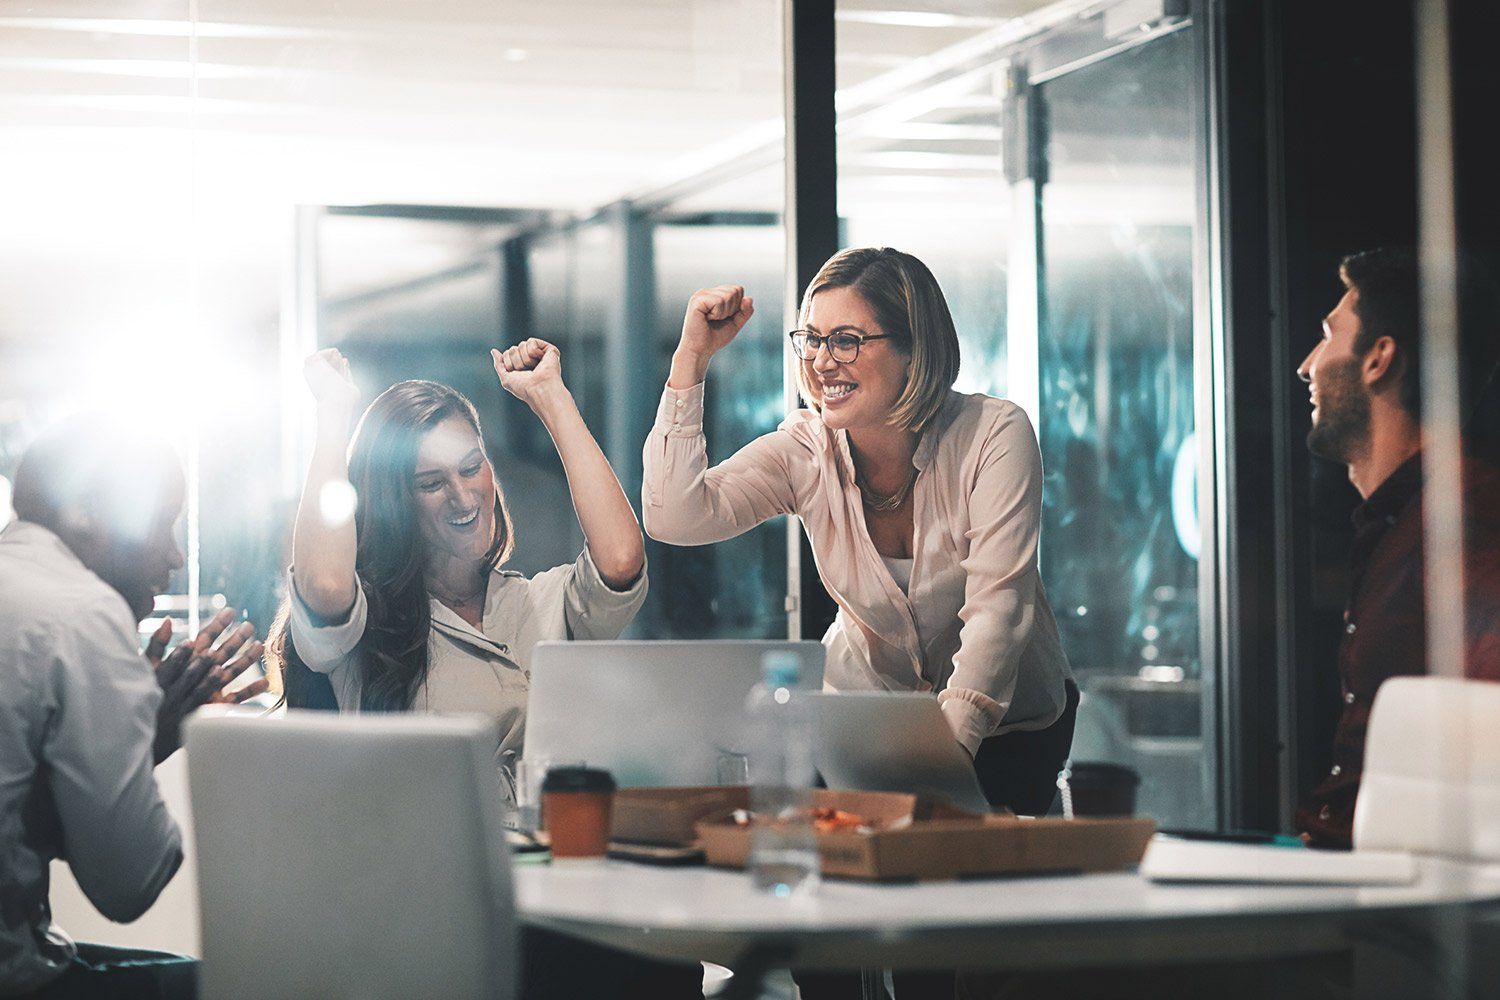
[788,329,893,363]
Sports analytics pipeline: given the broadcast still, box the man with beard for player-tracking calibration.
[1293,248,1500,849]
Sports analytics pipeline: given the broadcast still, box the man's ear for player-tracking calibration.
[55,504,103,557]
[60,505,92,535]
[1362,335,1402,391]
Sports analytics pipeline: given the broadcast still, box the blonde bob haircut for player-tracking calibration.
[795,247,961,433]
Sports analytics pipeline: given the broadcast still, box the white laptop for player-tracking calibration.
[525,640,825,787]
[810,692,993,814]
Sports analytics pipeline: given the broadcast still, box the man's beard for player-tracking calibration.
[1306,356,1372,464]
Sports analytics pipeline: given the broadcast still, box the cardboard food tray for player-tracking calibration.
[695,789,1156,881]
[610,786,752,846]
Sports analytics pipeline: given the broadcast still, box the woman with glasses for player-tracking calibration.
[645,246,1077,816]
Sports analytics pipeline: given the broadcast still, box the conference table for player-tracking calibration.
[515,854,1500,998]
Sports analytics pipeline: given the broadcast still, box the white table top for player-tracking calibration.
[514,858,1500,969]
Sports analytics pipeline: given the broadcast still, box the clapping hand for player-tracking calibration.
[492,339,566,412]
[148,608,268,763]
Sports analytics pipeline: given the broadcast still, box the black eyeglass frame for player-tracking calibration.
[787,328,894,363]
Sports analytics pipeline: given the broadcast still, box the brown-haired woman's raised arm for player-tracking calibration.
[290,348,362,621]
[493,339,644,591]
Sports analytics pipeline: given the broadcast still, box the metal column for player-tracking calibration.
[783,0,840,640]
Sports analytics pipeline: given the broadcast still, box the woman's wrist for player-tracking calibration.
[314,401,356,440]
[527,382,578,425]
[668,348,711,389]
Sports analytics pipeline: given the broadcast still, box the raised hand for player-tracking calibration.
[492,339,566,412]
[303,348,360,413]
[680,285,755,361]
[149,609,268,763]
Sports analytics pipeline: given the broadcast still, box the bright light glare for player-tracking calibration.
[0,474,12,522]
[319,479,358,526]
[74,332,258,446]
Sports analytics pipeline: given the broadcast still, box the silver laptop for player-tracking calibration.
[525,640,825,787]
[811,692,993,814]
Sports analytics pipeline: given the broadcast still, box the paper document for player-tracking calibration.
[1140,834,1418,885]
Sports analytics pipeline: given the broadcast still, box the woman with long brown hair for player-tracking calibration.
[268,342,703,1000]
[268,339,647,791]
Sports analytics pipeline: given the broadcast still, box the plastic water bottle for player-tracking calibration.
[745,650,821,897]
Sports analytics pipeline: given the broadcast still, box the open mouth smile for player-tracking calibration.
[821,381,858,404]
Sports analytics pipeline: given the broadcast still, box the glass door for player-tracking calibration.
[1020,22,1214,829]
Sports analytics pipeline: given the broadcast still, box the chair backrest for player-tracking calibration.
[186,710,516,1000]
[1353,676,1500,860]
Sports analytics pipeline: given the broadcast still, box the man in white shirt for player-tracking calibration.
[0,418,265,999]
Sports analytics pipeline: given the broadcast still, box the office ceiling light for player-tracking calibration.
[836,10,1006,29]
[0,17,338,39]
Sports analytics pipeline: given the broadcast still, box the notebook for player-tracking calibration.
[1140,834,1418,885]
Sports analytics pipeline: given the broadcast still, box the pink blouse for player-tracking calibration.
[643,381,1073,755]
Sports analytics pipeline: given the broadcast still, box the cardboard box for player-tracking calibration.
[609,786,972,846]
[610,786,751,846]
[696,789,1156,881]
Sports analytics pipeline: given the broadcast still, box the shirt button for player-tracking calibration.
[1318,806,1332,821]
[1330,764,1342,776]
[1386,515,1397,526]
[675,399,684,407]
[1345,622,1357,635]
[1344,691,1357,704]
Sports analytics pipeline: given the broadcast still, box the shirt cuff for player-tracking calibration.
[654,382,705,436]
[285,567,367,669]
[564,548,649,642]
[938,690,1003,758]
[576,545,648,600]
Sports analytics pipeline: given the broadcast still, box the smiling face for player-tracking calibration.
[801,285,911,433]
[412,415,498,566]
[1297,289,1373,464]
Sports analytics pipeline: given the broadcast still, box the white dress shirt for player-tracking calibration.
[643,382,1073,756]
[0,521,183,994]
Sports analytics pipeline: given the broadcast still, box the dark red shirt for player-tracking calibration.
[1296,454,1500,849]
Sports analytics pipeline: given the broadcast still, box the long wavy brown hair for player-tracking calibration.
[267,380,514,712]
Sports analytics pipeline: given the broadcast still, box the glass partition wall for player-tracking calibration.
[836,0,1218,828]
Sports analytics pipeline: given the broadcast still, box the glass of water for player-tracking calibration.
[716,752,750,786]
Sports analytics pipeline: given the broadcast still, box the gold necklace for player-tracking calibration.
[857,469,916,512]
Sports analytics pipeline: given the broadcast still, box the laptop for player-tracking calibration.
[810,692,994,814]
[525,640,825,787]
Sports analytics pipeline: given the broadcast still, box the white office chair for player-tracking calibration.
[1353,675,1500,861]
[185,711,517,1000]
